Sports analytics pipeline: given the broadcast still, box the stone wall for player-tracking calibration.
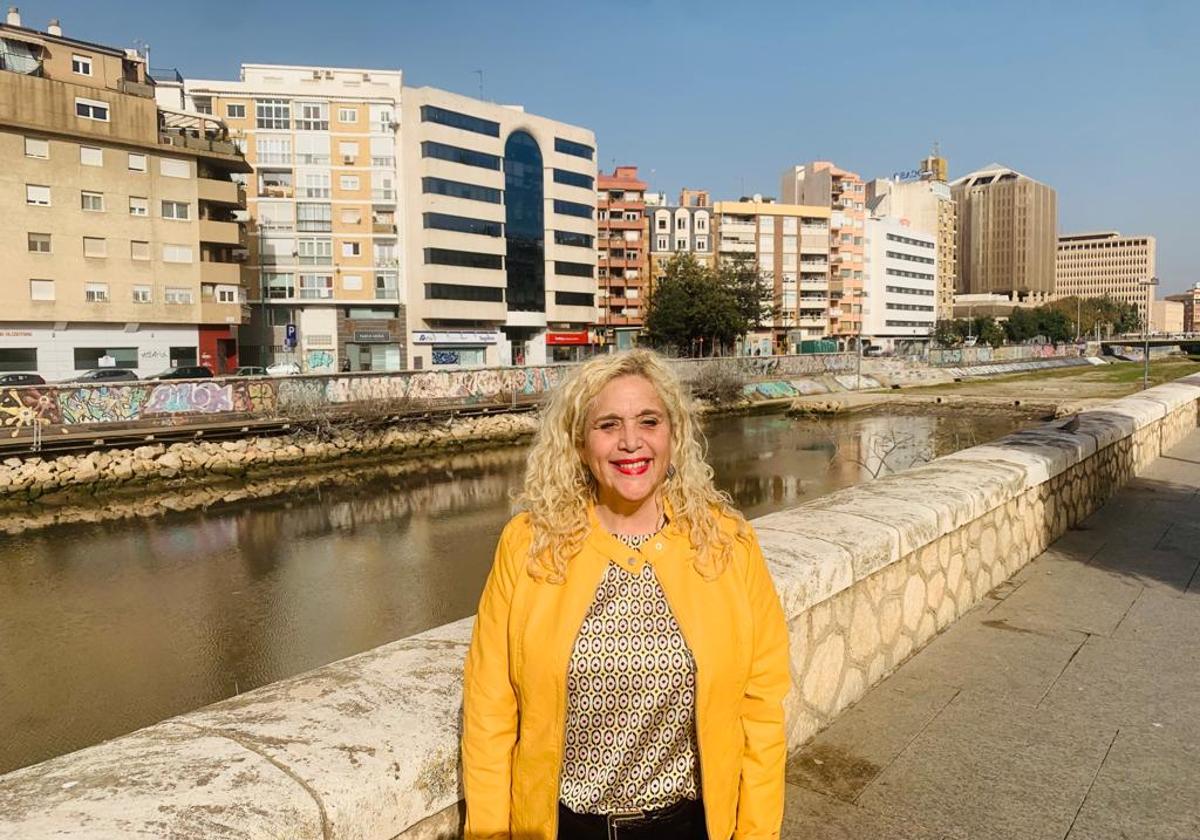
[2,374,1198,839]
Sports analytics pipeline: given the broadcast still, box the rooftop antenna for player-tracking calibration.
[932,140,941,157]
[473,69,484,100]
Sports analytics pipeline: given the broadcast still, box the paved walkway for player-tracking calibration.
[783,428,1200,840]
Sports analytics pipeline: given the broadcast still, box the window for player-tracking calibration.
[160,158,189,178]
[24,137,48,159]
[425,247,503,269]
[162,244,194,263]
[296,101,329,131]
[369,136,395,167]
[340,208,362,225]
[553,199,593,219]
[75,98,110,121]
[132,285,152,303]
[298,238,333,264]
[161,200,190,220]
[256,98,291,130]
[85,282,109,302]
[554,137,594,160]
[128,153,146,172]
[79,146,103,166]
[421,140,501,170]
[226,103,246,119]
[263,272,295,299]
[422,176,501,204]
[423,212,502,237]
[129,196,149,216]
[504,130,545,313]
[342,241,362,257]
[255,137,292,165]
[192,97,213,115]
[296,203,332,232]
[299,171,330,198]
[216,286,238,303]
[26,185,50,206]
[164,287,194,304]
[71,54,92,75]
[295,133,331,165]
[339,175,360,191]
[299,274,334,299]
[29,280,54,301]
[555,291,594,307]
[555,261,593,278]
[419,104,499,137]
[81,191,104,212]
[424,282,504,302]
[83,237,107,258]
[554,169,594,190]
[341,275,363,291]
[27,233,51,253]
[338,107,357,123]
[74,347,137,369]
[554,230,593,248]
[131,240,150,260]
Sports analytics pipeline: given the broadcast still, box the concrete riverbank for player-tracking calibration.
[1,373,1196,838]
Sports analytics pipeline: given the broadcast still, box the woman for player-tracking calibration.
[462,350,789,840]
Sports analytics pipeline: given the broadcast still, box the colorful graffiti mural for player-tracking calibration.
[145,383,235,415]
[58,386,152,425]
[306,350,336,373]
[928,345,1077,367]
[0,388,60,437]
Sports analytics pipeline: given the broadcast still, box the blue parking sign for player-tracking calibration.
[284,323,297,349]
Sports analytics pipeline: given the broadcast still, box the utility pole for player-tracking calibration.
[1138,277,1159,390]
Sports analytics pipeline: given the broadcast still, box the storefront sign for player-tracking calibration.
[412,331,497,345]
[545,330,591,346]
[353,329,393,343]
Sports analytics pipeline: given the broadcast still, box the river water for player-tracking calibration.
[0,409,1033,774]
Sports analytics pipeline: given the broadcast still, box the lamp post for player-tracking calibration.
[1137,277,1159,390]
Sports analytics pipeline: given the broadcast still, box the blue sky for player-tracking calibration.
[34,0,1199,293]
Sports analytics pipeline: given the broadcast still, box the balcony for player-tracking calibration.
[198,178,245,206]
[372,222,397,234]
[200,261,241,285]
[371,190,396,203]
[601,218,641,231]
[199,219,243,246]
[199,299,245,325]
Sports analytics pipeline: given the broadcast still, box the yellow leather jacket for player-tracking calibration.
[462,505,790,839]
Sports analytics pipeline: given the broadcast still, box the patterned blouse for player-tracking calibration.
[558,524,700,813]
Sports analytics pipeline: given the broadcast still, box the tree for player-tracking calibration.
[644,253,771,356]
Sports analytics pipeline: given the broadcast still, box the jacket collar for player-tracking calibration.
[582,495,693,561]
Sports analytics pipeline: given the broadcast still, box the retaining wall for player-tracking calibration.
[4,375,1196,839]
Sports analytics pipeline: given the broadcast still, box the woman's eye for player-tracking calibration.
[598,421,618,430]
[640,418,659,427]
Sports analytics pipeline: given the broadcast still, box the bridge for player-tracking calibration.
[1,372,1197,838]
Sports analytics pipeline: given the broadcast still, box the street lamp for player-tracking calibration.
[1137,276,1159,390]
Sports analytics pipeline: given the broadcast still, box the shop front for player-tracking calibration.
[411,330,498,369]
[545,329,595,363]
[198,325,239,374]
[344,328,404,372]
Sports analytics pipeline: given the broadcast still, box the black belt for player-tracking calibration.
[557,797,707,840]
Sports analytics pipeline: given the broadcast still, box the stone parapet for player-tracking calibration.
[2,375,1198,839]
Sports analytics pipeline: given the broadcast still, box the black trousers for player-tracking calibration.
[556,798,708,840]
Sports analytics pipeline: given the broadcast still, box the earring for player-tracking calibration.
[666,463,677,480]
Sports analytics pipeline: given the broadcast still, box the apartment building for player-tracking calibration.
[647,189,714,289]
[0,12,249,380]
[400,86,597,367]
[597,166,648,350]
[781,161,866,344]
[865,155,957,321]
[1055,231,1157,326]
[951,163,1057,297]
[1164,283,1200,333]
[863,217,937,351]
[181,65,404,372]
[713,197,832,354]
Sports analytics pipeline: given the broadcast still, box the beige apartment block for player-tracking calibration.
[1150,300,1183,334]
[951,163,1057,297]
[1055,231,1157,326]
[713,198,831,353]
[400,86,597,368]
[0,12,249,379]
[647,189,716,291]
[178,65,404,372]
[596,166,649,349]
[866,157,957,322]
[781,161,866,344]
[1164,283,1200,333]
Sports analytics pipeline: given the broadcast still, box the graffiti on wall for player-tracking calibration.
[306,350,336,373]
[145,382,236,415]
[0,388,60,437]
[928,345,1075,367]
[58,385,152,425]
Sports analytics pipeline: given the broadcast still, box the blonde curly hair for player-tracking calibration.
[517,349,745,583]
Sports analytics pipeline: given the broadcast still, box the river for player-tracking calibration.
[0,408,1033,774]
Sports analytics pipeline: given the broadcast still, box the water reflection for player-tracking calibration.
[0,409,1033,773]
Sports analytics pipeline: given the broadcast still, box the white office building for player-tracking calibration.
[864,216,937,351]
